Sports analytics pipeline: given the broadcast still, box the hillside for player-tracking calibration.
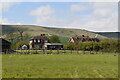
[2,25,109,40]
[96,32,120,39]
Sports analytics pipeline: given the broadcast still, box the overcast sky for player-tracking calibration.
[0,1,118,32]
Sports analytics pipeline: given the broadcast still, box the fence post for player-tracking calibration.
[28,49,30,54]
[43,49,45,54]
[71,50,72,54]
[6,49,8,54]
[21,49,22,54]
[90,50,91,54]
[26,49,27,54]
[83,50,85,54]
[96,51,97,54]
[77,49,79,54]
[16,49,18,54]
[50,49,52,54]
[36,49,38,54]
[7,49,9,54]
[64,49,66,53]
[57,49,59,54]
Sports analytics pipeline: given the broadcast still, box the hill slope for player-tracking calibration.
[96,32,120,39]
[2,25,109,40]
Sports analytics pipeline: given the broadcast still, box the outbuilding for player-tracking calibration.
[44,43,63,50]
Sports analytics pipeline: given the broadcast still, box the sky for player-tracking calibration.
[0,1,118,32]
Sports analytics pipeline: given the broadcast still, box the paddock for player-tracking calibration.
[2,52,118,78]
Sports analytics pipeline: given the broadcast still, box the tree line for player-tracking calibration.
[64,40,120,53]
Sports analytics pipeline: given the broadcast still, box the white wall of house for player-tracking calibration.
[70,38,74,43]
[29,40,33,49]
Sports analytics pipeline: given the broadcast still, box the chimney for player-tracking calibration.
[41,34,43,36]
[82,35,85,37]
[43,34,45,36]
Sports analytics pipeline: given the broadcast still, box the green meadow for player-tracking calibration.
[2,53,118,78]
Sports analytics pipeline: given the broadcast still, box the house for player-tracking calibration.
[69,35,100,43]
[0,38,11,52]
[44,43,63,50]
[29,34,49,49]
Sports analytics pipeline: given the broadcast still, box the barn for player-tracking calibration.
[0,38,11,52]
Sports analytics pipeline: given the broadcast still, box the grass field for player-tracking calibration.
[2,53,118,78]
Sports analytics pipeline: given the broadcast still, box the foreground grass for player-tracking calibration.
[2,53,118,78]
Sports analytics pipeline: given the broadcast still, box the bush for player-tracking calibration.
[66,42,75,50]
[50,35,60,43]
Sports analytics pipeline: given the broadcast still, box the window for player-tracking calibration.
[38,39,40,43]
[34,40,36,43]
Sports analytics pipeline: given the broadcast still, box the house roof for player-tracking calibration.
[0,38,11,45]
[70,35,99,42]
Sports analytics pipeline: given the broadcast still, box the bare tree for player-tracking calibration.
[17,27,24,41]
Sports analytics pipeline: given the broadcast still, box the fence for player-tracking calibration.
[1,49,117,54]
[14,49,81,54]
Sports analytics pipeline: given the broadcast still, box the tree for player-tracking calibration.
[15,41,29,49]
[63,45,68,50]
[5,32,18,44]
[50,35,60,43]
[108,40,120,53]
[93,42,100,51]
[98,40,110,52]
[5,32,14,43]
[17,27,24,41]
[66,42,75,50]
[77,41,83,50]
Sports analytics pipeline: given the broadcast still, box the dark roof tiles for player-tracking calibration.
[71,36,99,42]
